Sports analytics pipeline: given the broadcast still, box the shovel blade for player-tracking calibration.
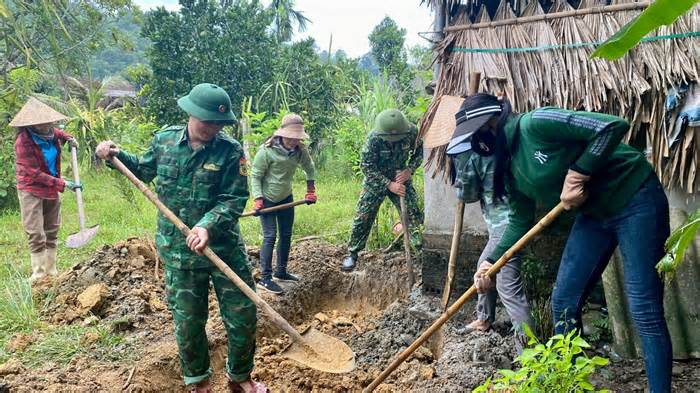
[65,225,99,248]
[281,327,356,374]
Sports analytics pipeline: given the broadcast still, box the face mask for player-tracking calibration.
[470,130,496,156]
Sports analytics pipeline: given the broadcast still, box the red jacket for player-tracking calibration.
[15,128,73,199]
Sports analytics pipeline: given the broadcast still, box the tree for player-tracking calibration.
[0,1,134,81]
[269,0,310,42]
[90,9,150,78]
[141,0,279,124]
[368,17,408,79]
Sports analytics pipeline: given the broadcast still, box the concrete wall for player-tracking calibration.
[423,164,487,237]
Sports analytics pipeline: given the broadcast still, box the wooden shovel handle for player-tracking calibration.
[70,145,87,230]
[363,202,567,392]
[399,195,415,289]
[441,200,465,310]
[240,199,310,218]
[109,157,307,344]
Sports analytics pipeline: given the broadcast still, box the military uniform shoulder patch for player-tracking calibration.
[239,156,249,176]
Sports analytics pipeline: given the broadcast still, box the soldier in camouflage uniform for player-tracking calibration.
[446,97,532,350]
[96,84,268,393]
[342,109,424,272]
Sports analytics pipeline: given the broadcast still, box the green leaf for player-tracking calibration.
[592,0,700,60]
[0,0,9,18]
[656,208,700,277]
[572,336,591,349]
[579,381,595,390]
[591,356,610,366]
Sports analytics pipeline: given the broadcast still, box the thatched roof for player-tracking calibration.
[421,0,700,194]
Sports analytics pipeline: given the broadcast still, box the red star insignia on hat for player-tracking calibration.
[218,105,226,113]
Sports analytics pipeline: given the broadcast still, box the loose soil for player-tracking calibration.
[1,238,698,392]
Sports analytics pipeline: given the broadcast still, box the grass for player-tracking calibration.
[0,162,422,368]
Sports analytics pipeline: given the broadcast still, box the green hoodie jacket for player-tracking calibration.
[488,107,652,262]
[251,139,316,203]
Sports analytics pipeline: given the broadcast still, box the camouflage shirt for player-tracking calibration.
[360,126,423,195]
[115,126,249,269]
[452,150,510,234]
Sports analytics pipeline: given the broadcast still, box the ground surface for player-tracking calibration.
[0,239,698,392]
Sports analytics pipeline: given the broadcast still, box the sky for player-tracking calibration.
[132,0,435,57]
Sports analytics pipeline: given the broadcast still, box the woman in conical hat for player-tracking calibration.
[11,97,80,282]
[250,113,316,295]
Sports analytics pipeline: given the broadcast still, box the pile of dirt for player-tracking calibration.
[41,237,169,332]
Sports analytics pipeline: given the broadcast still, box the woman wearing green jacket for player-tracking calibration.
[455,94,671,392]
[251,114,317,294]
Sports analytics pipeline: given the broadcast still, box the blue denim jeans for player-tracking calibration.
[259,194,294,280]
[552,174,671,393]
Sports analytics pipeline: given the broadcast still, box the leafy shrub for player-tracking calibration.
[474,328,610,393]
[0,67,44,209]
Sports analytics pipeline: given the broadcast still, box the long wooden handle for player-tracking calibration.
[109,157,307,345]
[441,200,465,310]
[70,146,87,230]
[364,202,567,392]
[399,195,415,289]
[240,199,310,218]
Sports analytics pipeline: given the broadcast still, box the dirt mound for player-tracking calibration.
[42,237,169,332]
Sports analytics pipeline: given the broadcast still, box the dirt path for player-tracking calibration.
[1,238,698,392]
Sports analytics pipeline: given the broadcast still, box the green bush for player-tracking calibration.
[474,328,610,393]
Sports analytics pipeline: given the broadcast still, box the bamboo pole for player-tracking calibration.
[444,2,649,32]
[363,203,567,392]
[441,71,480,310]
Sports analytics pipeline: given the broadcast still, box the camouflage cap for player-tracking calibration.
[177,83,236,124]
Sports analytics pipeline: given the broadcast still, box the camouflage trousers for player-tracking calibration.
[164,255,257,386]
[348,182,423,255]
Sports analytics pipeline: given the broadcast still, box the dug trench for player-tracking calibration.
[2,238,699,392]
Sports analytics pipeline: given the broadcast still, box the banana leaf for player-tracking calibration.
[592,0,700,60]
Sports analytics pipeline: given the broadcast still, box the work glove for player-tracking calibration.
[186,226,209,255]
[560,169,591,210]
[305,180,317,204]
[473,261,494,293]
[387,181,406,197]
[67,138,79,149]
[253,198,264,216]
[95,140,119,160]
[394,169,412,184]
[64,180,82,192]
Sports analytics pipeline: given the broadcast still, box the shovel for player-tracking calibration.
[65,145,99,248]
[399,193,415,290]
[109,156,355,374]
[441,201,465,310]
[240,199,311,218]
[364,202,567,392]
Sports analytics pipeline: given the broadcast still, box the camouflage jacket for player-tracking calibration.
[452,150,510,234]
[115,126,249,269]
[360,126,423,195]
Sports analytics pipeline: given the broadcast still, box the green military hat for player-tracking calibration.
[177,83,237,124]
[372,109,411,142]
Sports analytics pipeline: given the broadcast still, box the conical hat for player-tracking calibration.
[9,97,68,128]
